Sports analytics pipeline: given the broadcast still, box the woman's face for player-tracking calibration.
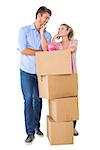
[58,25,70,37]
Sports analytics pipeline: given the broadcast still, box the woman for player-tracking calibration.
[51,24,79,136]
[52,24,77,73]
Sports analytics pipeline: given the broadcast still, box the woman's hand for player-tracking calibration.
[52,34,61,43]
[54,34,61,39]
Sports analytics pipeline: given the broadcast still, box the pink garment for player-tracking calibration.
[56,40,78,73]
[48,43,57,51]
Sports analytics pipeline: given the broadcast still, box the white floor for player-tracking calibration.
[1,93,80,150]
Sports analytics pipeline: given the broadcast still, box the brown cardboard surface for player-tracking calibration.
[36,50,72,75]
[49,97,79,122]
[38,73,78,99]
[47,116,73,145]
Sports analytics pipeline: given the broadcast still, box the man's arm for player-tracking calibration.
[18,27,42,55]
[40,25,48,51]
[21,48,42,55]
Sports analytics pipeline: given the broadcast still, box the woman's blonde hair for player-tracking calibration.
[61,24,74,40]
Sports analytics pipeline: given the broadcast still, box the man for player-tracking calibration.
[18,6,52,143]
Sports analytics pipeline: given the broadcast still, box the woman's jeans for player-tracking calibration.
[20,70,42,135]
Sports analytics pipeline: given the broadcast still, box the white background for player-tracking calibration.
[0,0,100,149]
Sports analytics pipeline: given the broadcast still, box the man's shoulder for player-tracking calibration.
[20,25,31,32]
[45,30,51,37]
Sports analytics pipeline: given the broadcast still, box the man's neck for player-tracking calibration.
[34,21,41,31]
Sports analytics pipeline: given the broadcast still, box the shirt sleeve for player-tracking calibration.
[45,32,52,43]
[17,27,27,51]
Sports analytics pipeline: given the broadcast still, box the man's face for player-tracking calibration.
[38,12,50,26]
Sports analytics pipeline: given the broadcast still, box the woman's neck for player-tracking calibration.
[62,36,69,43]
[61,36,70,49]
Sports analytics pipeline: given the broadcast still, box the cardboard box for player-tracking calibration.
[47,116,73,145]
[36,50,72,75]
[38,73,78,99]
[49,97,79,122]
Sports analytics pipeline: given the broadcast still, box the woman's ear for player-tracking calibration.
[68,28,71,33]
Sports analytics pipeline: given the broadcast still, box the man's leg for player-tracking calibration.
[32,75,43,135]
[20,70,35,142]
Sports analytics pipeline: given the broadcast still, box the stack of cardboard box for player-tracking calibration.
[36,50,79,145]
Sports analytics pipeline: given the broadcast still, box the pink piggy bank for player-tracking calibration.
[48,43,57,51]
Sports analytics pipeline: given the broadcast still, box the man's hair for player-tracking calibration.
[36,6,52,19]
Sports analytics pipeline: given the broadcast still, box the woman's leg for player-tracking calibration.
[73,120,79,136]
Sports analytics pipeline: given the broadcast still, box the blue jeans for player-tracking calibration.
[20,70,42,135]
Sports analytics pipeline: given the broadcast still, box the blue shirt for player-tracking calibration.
[18,24,52,74]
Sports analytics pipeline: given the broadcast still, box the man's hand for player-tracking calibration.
[40,25,46,34]
[21,48,42,55]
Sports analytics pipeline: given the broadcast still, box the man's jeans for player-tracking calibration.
[20,70,42,135]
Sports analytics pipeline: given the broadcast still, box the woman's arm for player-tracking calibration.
[69,39,78,52]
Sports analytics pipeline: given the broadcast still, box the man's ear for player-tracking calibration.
[37,13,42,19]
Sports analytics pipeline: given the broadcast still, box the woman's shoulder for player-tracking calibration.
[71,39,78,44]
[69,39,78,48]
